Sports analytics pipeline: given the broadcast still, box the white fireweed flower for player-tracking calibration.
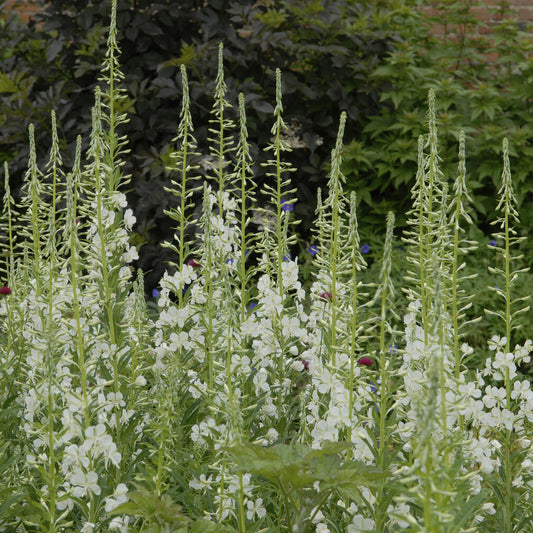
[311,419,338,447]
[266,427,278,444]
[522,458,533,470]
[80,424,107,454]
[481,502,496,515]
[326,402,350,428]
[483,386,506,409]
[512,380,532,400]
[162,265,198,293]
[260,288,283,316]
[189,473,213,490]
[62,444,89,474]
[81,522,95,533]
[247,498,266,520]
[281,315,303,338]
[348,515,376,532]
[70,467,101,497]
[515,340,532,363]
[292,359,304,372]
[99,206,115,228]
[169,331,190,350]
[105,483,129,512]
[316,524,330,533]
[123,208,136,230]
[135,374,147,386]
[118,266,132,283]
[281,260,299,288]
[60,409,84,443]
[262,397,278,418]
[107,391,126,410]
[513,475,524,488]
[213,494,234,521]
[257,274,271,293]
[227,473,252,495]
[56,488,74,511]
[112,191,128,208]
[158,305,189,328]
[488,335,507,351]
[492,351,516,381]
[253,368,270,393]
[389,502,410,528]
[102,439,122,467]
[458,381,481,399]
[109,516,130,532]
[311,509,325,524]
[122,244,139,264]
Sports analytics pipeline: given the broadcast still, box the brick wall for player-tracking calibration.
[5,1,533,29]
[421,1,533,36]
[3,0,40,22]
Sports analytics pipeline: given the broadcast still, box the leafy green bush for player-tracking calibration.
[346,0,533,248]
[1,0,411,290]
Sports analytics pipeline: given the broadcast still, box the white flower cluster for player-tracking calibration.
[398,300,533,521]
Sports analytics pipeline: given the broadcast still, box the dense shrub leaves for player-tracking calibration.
[0,0,403,289]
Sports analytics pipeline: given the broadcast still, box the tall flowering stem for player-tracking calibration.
[374,211,398,530]
[324,112,347,367]
[236,92,256,321]
[487,138,530,530]
[164,64,201,305]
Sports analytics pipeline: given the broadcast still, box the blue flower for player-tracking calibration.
[308,244,318,256]
[361,244,370,254]
[152,288,160,298]
[281,198,294,212]
[283,252,292,261]
[489,240,497,247]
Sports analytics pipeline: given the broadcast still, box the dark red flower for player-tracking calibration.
[319,292,332,301]
[301,359,310,371]
[187,259,202,268]
[357,357,373,367]
[0,286,11,295]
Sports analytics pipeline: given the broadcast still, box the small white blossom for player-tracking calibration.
[70,468,101,497]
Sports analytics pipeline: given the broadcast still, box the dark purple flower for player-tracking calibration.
[301,359,310,371]
[308,244,318,256]
[0,286,11,296]
[361,244,370,254]
[357,357,373,367]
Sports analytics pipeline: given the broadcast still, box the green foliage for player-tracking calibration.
[346,1,533,243]
[225,441,386,532]
[111,488,189,532]
[0,0,405,290]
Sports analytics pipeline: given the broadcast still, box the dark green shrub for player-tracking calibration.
[1,0,409,290]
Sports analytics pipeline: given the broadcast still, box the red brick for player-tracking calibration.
[3,0,41,22]
[515,8,533,20]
